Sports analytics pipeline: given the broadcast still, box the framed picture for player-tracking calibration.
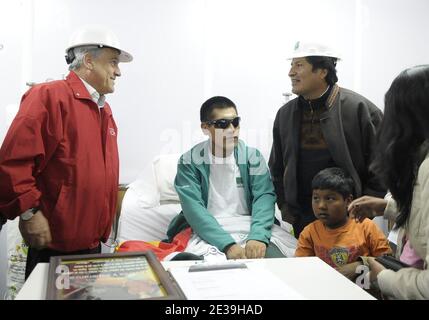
[46,251,184,300]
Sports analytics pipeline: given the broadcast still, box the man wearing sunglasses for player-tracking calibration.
[269,41,386,239]
[166,96,297,260]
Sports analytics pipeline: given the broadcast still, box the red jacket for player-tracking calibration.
[0,71,119,251]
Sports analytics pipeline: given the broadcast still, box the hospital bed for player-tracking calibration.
[115,153,295,247]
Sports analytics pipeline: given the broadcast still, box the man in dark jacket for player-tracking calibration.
[269,41,386,238]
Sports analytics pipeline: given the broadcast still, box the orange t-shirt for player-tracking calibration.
[295,218,391,268]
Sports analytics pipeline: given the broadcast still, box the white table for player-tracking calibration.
[16,257,375,300]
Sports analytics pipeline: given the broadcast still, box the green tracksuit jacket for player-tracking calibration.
[166,139,276,252]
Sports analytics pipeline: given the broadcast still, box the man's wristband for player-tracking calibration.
[20,207,38,221]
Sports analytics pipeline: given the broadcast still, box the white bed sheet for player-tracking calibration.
[117,187,181,243]
[117,187,295,254]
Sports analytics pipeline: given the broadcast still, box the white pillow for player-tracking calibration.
[152,154,181,202]
[127,162,160,208]
[117,187,182,242]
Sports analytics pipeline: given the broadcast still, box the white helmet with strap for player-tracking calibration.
[65,25,133,64]
[287,41,341,60]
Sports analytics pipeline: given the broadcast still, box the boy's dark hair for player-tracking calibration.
[311,167,355,198]
[200,96,237,122]
[305,56,338,86]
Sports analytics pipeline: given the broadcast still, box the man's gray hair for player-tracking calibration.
[68,45,103,71]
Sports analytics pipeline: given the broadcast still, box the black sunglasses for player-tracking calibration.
[206,117,241,129]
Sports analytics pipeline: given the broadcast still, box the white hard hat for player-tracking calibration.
[287,41,341,60]
[65,26,133,63]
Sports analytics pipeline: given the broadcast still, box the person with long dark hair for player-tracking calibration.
[348,65,429,299]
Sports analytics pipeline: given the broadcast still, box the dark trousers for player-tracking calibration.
[25,244,101,280]
[293,213,317,239]
[265,243,286,258]
[170,243,285,260]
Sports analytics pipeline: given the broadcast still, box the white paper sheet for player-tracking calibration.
[168,261,304,300]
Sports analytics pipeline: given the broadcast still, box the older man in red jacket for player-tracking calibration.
[0,26,133,278]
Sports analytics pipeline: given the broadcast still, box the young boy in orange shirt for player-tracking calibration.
[295,167,391,280]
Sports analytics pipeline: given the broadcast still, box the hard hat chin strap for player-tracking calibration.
[65,45,105,65]
[65,49,75,64]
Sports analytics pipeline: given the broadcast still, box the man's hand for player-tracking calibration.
[245,240,266,259]
[281,205,296,225]
[225,243,247,260]
[337,261,363,280]
[348,196,387,222]
[19,210,52,249]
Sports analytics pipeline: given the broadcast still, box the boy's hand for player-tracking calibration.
[348,196,387,222]
[337,261,363,280]
[225,244,247,259]
[245,240,266,259]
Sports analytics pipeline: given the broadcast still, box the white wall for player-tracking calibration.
[0,0,33,300]
[1,0,429,298]
[2,0,428,183]
[356,0,429,107]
